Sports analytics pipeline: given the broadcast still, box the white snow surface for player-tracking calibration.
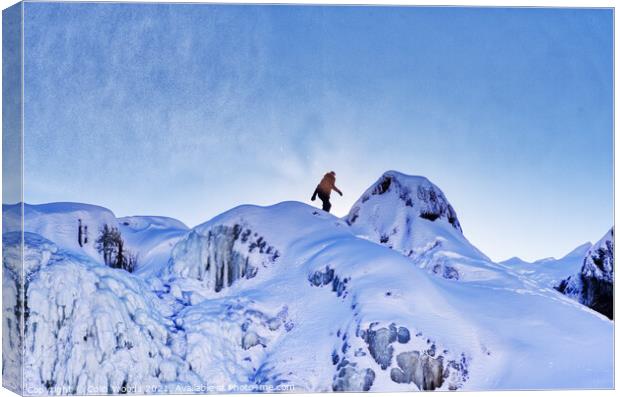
[2,172,614,394]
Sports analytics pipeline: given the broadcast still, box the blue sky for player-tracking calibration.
[21,3,612,262]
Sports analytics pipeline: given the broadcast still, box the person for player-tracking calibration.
[311,171,343,213]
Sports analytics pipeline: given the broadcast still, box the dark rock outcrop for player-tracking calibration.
[556,228,614,320]
[361,323,398,370]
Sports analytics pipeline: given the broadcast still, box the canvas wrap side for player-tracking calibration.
[3,2,24,395]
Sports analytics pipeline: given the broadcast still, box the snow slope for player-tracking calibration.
[118,216,189,277]
[162,201,613,391]
[2,172,614,394]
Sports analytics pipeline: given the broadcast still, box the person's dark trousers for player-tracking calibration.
[317,190,332,212]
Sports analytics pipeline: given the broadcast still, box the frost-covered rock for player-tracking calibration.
[332,366,375,392]
[556,228,614,320]
[242,331,267,350]
[3,232,57,277]
[390,351,443,390]
[167,224,279,293]
[3,233,199,394]
[171,297,291,389]
[397,326,411,344]
[362,323,397,370]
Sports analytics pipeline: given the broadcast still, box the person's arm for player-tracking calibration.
[333,186,343,196]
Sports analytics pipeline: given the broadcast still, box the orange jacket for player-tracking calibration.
[317,172,342,197]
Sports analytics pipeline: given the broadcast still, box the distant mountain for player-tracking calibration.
[556,229,614,320]
[2,172,613,394]
[499,242,592,288]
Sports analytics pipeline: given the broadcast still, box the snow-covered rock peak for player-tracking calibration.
[346,171,461,233]
[343,171,493,281]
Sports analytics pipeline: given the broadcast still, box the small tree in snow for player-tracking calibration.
[126,252,139,273]
[95,224,136,272]
[78,219,83,247]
